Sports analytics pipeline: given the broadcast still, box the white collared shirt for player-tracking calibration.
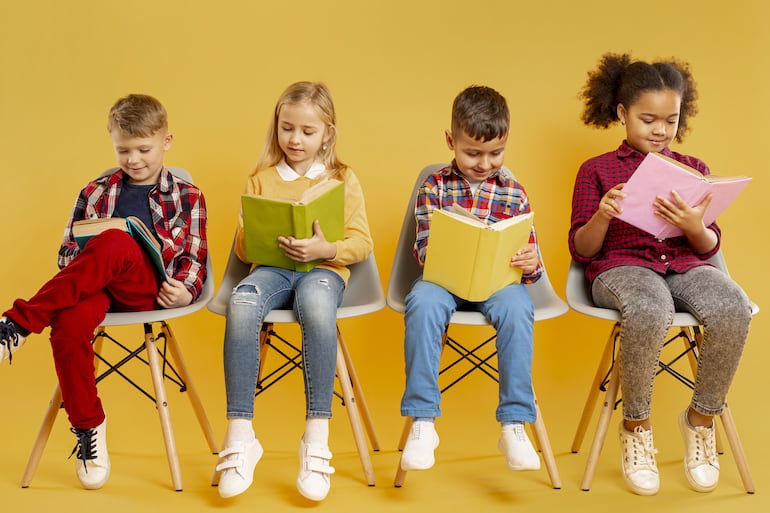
[276,159,327,181]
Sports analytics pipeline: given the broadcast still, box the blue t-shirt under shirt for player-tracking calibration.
[114,180,157,237]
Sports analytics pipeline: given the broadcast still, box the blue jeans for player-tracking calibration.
[400,277,536,423]
[224,266,344,419]
[592,265,751,420]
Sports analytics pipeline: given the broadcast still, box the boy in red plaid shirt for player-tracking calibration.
[0,94,208,490]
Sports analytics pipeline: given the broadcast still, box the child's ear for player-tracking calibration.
[445,129,455,150]
[163,133,174,151]
[616,104,627,126]
[324,124,336,145]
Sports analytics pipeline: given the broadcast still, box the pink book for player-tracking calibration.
[615,152,751,239]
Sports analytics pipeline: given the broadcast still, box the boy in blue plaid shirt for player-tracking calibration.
[400,85,542,472]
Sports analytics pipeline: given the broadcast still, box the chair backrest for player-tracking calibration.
[97,166,213,326]
[566,250,758,324]
[208,235,385,322]
[386,163,568,326]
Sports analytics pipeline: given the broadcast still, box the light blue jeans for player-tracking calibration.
[224,266,344,419]
[400,277,536,423]
[592,265,751,420]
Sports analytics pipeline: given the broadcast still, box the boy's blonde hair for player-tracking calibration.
[451,85,510,142]
[107,94,168,137]
[254,81,346,178]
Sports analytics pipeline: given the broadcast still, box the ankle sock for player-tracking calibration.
[225,419,255,445]
[305,418,329,445]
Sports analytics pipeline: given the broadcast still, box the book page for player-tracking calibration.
[441,205,486,227]
[72,217,128,237]
[297,179,341,204]
[488,211,534,232]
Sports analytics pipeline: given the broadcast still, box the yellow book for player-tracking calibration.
[242,179,345,272]
[423,206,534,302]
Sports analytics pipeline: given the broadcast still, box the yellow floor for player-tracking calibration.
[2,319,768,513]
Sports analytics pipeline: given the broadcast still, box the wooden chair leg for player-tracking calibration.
[337,327,380,451]
[144,324,183,491]
[20,385,63,487]
[335,338,376,486]
[580,354,621,491]
[532,391,562,489]
[572,325,619,453]
[161,322,219,454]
[394,417,413,487]
[719,404,755,493]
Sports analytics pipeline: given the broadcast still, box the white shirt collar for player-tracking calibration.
[276,159,327,181]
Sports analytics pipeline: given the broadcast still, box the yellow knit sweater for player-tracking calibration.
[234,166,373,284]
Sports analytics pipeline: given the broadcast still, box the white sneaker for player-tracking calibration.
[296,437,335,501]
[498,423,540,470]
[400,421,439,471]
[618,422,659,495]
[71,419,110,490]
[0,317,27,364]
[215,437,263,498]
[679,410,720,492]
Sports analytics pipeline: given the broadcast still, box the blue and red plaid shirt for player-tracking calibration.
[569,141,721,283]
[58,168,208,301]
[413,161,542,284]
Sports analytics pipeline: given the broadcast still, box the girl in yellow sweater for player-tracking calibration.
[215,82,373,501]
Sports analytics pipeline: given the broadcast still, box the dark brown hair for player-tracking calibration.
[451,85,510,142]
[579,53,698,142]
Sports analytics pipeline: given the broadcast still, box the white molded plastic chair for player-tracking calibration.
[389,163,566,489]
[566,251,759,493]
[21,167,218,491]
[207,236,385,486]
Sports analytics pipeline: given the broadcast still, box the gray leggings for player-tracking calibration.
[592,265,751,420]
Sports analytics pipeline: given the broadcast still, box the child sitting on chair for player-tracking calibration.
[0,94,208,490]
[399,85,543,473]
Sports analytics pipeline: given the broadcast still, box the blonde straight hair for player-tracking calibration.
[254,81,346,179]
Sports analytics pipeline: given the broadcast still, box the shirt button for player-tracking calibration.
[660,255,667,260]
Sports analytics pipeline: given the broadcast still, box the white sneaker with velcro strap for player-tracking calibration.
[296,437,335,501]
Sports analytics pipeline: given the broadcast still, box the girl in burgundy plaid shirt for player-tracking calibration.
[569,53,752,496]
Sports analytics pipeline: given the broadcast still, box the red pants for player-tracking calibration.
[5,229,160,429]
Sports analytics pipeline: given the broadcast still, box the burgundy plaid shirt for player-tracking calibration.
[568,141,721,283]
[58,168,208,301]
[414,161,542,284]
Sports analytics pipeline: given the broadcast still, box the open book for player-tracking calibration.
[72,216,169,282]
[242,179,345,272]
[423,205,534,302]
[616,152,751,239]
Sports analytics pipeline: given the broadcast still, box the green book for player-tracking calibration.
[242,179,345,272]
[72,216,169,282]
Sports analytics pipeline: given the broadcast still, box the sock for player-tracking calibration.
[305,417,329,445]
[225,419,255,446]
[414,417,435,423]
[502,421,524,430]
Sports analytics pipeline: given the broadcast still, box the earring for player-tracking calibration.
[322,143,328,151]
[620,120,625,126]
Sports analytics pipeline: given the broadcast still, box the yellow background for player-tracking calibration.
[1,1,768,512]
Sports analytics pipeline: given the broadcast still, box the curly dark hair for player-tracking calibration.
[579,52,698,142]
